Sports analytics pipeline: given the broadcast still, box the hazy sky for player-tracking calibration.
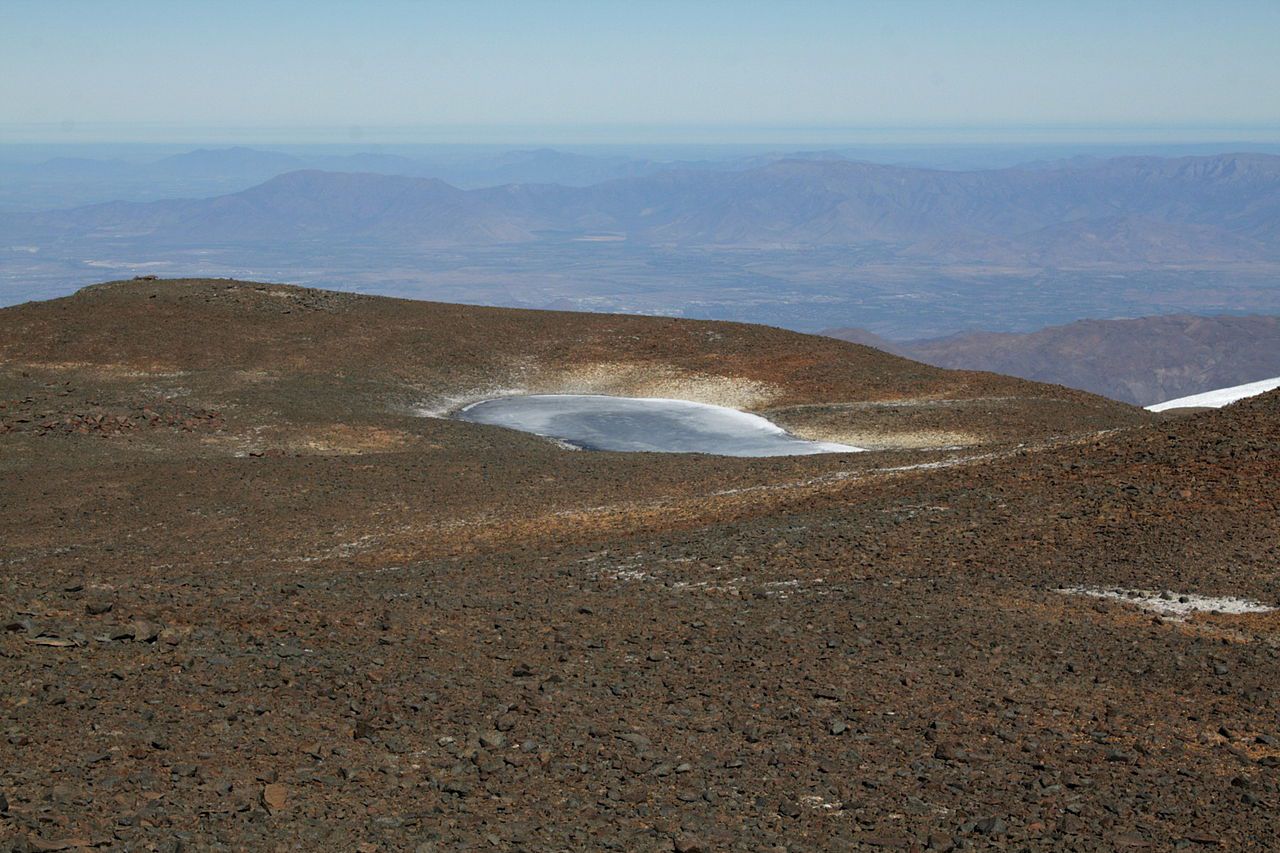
[3,0,1279,142]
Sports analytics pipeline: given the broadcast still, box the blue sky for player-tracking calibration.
[3,0,1279,142]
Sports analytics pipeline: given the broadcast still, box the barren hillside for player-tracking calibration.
[3,281,1278,851]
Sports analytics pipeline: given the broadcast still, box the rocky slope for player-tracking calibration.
[3,280,1278,851]
[0,278,1142,455]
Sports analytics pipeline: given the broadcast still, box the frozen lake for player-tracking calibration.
[456,394,863,457]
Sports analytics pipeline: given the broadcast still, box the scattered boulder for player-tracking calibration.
[974,816,1007,836]
[130,621,161,642]
[673,833,705,853]
[262,783,289,811]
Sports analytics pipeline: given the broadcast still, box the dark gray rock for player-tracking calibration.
[973,816,1006,836]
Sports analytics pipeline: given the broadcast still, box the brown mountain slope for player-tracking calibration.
[827,314,1280,407]
[810,326,911,358]
[6,281,1280,851]
[1,278,1145,454]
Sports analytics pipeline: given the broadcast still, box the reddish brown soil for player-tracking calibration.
[3,280,1277,851]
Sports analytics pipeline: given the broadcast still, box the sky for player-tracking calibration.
[3,0,1279,143]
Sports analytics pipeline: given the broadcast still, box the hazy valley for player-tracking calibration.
[5,150,1280,342]
[827,313,1280,406]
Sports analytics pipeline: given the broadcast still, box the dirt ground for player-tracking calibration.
[2,280,1277,851]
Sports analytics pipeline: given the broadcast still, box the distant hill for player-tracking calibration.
[8,153,1280,264]
[0,146,679,211]
[826,314,1280,406]
[10,170,539,247]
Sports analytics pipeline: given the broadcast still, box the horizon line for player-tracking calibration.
[4,121,1280,147]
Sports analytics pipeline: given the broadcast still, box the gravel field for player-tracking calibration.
[3,281,1277,851]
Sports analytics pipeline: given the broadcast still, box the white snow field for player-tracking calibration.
[1146,376,1280,412]
[1057,586,1275,618]
[455,394,864,457]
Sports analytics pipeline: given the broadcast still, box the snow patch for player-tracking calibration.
[800,795,845,814]
[413,388,529,419]
[605,568,658,583]
[1146,376,1280,412]
[1057,586,1275,618]
[454,394,863,457]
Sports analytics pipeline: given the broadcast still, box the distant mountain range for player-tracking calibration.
[8,153,1278,266]
[0,142,1084,212]
[0,145,764,210]
[5,145,676,188]
[5,151,1280,336]
[825,314,1280,406]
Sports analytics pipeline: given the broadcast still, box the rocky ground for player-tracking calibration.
[1,280,1277,851]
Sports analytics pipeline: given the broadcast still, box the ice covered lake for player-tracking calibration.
[456,394,863,457]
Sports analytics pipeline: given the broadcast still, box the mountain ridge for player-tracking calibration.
[9,153,1279,262]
